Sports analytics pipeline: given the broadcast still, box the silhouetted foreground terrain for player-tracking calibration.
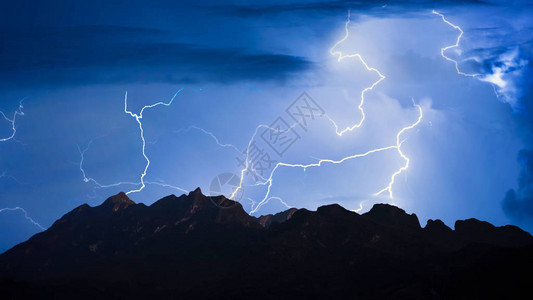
[1,189,532,299]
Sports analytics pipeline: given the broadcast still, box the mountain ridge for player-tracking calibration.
[1,190,532,299]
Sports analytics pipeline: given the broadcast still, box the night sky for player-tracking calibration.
[1,0,532,252]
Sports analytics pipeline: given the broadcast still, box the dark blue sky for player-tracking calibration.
[1,0,532,252]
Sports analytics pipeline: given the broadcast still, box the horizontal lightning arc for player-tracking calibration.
[249,144,399,214]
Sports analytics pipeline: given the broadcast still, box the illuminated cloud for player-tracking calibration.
[478,47,529,108]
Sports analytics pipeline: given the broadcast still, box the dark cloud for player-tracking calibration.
[0,26,312,88]
[207,0,490,18]
[503,149,533,222]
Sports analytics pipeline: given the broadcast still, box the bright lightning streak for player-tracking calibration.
[0,100,25,142]
[250,145,399,214]
[77,132,189,194]
[327,10,386,136]
[124,89,183,195]
[351,201,364,213]
[433,10,479,77]
[229,11,425,214]
[229,121,301,200]
[0,207,46,231]
[374,102,423,198]
[251,196,293,214]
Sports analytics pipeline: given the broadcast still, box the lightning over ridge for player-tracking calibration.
[78,90,190,195]
[123,89,183,195]
[374,101,423,199]
[229,11,423,213]
[78,11,425,215]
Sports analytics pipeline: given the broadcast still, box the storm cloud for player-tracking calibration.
[0,26,312,88]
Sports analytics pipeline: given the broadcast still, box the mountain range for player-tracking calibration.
[1,188,532,299]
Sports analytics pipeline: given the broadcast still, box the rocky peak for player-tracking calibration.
[425,219,453,234]
[362,203,421,232]
[101,192,135,211]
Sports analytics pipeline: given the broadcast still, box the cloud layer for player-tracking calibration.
[0,26,311,88]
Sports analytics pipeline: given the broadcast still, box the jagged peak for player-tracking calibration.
[189,187,203,196]
[101,192,135,211]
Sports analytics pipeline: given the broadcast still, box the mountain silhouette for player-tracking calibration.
[1,189,532,299]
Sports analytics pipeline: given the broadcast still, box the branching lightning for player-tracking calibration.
[374,102,423,198]
[78,89,194,196]
[327,10,386,136]
[433,10,523,106]
[250,196,293,214]
[229,122,301,200]
[243,101,422,214]
[228,10,423,214]
[123,89,183,195]
[78,11,425,215]
[78,138,189,193]
[77,141,140,189]
[249,145,399,214]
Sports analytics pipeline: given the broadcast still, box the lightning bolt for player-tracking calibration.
[433,9,521,106]
[0,207,46,231]
[77,131,189,195]
[76,112,193,193]
[78,11,425,214]
[248,102,422,213]
[229,121,302,200]
[228,11,424,214]
[249,144,399,214]
[433,10,479,77]
[123,89,183,195]
[77,140,140,189]
[374,101,423,198]
[250,196,293,214]
[351,200,365,213]
[0,100,25,142]
[327,10,386,136]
